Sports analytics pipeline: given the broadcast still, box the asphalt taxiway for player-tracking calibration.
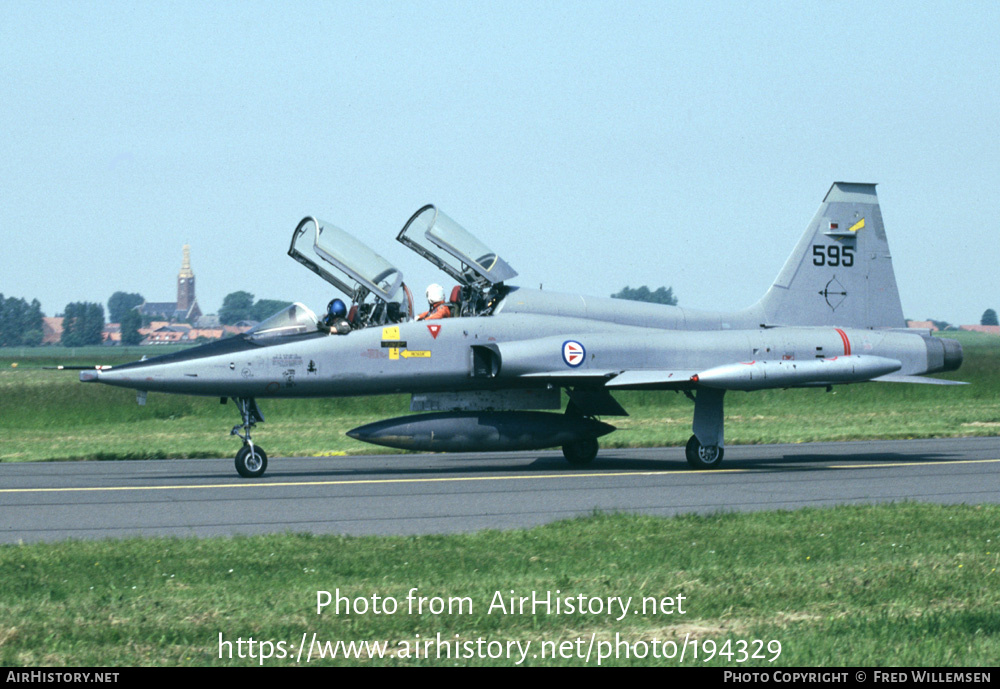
[2,437,998,543]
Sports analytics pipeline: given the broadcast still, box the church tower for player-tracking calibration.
[177,245,195,314]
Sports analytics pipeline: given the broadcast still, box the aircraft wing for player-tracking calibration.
[518,369,698,389]
[520,370,621,380]
[520,370,700,389]
[604,370,701,388]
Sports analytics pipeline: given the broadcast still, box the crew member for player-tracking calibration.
[320,298,351,334]
[416,283,451,321]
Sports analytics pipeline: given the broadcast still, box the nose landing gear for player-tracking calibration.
[230,397,267,478]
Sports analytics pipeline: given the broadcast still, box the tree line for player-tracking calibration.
[0,294,44,346]
[0,289,295,347]
[218,291,292,325]
[611,285,678,306]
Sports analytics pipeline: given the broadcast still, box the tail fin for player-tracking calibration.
[754,182,905,329]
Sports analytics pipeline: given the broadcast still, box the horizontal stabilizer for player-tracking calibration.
[873,374,968,385]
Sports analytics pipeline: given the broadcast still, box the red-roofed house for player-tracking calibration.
[959,325,1000,335]
[42,317,64,344]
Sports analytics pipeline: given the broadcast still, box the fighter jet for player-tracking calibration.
[80,183,964,477]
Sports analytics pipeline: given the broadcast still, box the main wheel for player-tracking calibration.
[235,444,268,478]
[562,438,599,466]
[685,435,723,469]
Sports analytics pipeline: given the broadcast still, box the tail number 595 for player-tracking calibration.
[812,245,854,267]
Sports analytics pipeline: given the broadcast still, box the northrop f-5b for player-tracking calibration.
[81,183,964,477]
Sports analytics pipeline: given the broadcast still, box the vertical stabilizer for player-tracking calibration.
[754,182,905,329]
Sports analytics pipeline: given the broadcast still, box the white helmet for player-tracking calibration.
[426,283,445,304]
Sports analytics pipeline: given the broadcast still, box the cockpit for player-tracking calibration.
[287,206,517,333]
[246,302,319,342]
[396,205,517,318]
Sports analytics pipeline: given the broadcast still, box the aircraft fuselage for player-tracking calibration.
[84,295,958,399]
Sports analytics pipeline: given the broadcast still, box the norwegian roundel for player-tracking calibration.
[562,340,586,368]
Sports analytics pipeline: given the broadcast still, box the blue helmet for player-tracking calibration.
[327,298,347,318]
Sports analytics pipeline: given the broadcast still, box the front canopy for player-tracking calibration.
[246,302,319,341]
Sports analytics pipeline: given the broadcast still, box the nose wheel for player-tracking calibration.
[235,444,268,478]
[230,397,268,478]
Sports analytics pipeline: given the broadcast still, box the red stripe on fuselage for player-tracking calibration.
[834,328,851,356]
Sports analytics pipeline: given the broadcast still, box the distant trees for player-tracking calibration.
[219,292,292,325]
[0,294,44,346]
[610,285,678,306]
[252,299,293,322]
[982,309,999,326]
[107,291,145,324]
[61,302,105,346]
[219,291,255,325]
[121,308,144,345]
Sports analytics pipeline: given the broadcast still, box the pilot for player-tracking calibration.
[320,298,351,334]
[416,283,451,321]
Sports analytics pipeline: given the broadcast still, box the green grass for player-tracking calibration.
[1,332,998,463]
[1,505,997,666]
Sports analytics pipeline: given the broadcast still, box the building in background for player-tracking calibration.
[137,245,203,323]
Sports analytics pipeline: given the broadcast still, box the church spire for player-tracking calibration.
[179,244,194,279]
[177,245,196,314]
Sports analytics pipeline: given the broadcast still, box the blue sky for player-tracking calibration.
[1,1,997,324]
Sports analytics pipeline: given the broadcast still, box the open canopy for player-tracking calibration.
[397,205,517,287]
[289,217,403,303]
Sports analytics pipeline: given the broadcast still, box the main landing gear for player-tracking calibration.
[230,397,267,478]
[562,400,600,466]
[685,387,726,469]
[685,435,724,468]
[562,437,599,466]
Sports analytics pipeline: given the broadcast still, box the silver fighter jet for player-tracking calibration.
[81,183,964,477]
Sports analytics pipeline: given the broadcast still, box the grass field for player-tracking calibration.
[1,505,997,666]
[1,333,997,463]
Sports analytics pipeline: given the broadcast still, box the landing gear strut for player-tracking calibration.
[686,387,726,469]
[230,397,267,478]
